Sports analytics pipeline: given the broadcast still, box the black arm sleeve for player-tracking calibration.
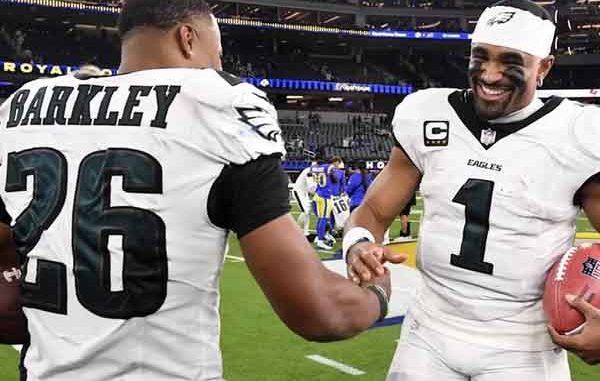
[207,154,291,238]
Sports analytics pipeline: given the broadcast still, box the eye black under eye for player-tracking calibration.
[503,61,523,67]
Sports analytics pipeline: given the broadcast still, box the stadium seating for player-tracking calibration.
[2,0,600,165]
[281,113,394,161]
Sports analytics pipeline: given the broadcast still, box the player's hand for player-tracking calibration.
[548,294,600,365]
[364,267,392,301]
[346,241,406,285]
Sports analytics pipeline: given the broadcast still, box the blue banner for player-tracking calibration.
[368,30,471,40]
[0,59,414,95]
[243,77,413,95]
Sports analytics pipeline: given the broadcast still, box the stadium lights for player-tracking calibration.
[284,11,302,21]
[329,97,344,102]
[286,95,304,99]
[323,16,342,24]
[0,0,472,41]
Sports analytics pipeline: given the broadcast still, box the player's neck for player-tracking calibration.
[118,36,184,74]
[489,97,544,124]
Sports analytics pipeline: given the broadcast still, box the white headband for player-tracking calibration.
[472,5,556,58]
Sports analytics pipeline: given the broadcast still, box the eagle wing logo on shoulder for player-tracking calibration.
[487,11,516,26]
[234,92,281,143]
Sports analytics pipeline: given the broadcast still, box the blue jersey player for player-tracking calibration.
[329,165,346,197]
[311,157,343,249]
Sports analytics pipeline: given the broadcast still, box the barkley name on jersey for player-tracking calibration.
[0,68,286,381]
[393,88,600,351]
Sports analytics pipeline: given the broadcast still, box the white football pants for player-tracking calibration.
[386,314,571,381]
[293,190,311,236]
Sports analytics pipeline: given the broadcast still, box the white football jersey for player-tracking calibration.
[331,196,350,230]
[0,68,285,380]
[393,88,600,351]
[293,166,316,196]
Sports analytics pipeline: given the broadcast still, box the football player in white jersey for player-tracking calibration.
[343,0,600,379]
[293,161,317,237]
[0,1,398,380]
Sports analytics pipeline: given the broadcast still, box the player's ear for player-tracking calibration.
[176,24,195,60]
[537,55,555,85]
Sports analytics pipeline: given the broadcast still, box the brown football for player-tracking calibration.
[544,244,600,335]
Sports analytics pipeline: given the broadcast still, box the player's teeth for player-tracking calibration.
[481,85,505,96]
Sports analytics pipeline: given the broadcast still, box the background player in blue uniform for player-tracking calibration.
[346,162,373,213]
[311,157,342,249]
[329,158,346,198]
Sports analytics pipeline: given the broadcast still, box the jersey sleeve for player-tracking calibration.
[572,105,600,164]
[196,72,286,166]
[392,91,427,173]
[571,105,600,204]
[207,154,291,238]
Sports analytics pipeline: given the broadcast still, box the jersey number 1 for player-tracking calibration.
[450,178,494,275]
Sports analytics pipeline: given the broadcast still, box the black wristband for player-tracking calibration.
[366,284,388,322]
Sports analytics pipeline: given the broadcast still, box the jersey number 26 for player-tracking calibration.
[7,147,167,319]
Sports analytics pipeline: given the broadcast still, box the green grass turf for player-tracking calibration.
[223,236,600,380]
[221,243,400,380]
[0,345,18,379]
[1,196,599,380]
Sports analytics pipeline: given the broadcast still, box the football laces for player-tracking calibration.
[555,246,579,282]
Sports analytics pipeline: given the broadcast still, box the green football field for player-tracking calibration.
[0,196,599,380]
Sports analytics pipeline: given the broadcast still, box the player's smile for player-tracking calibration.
[475,80,514,103]
[471,73,521,120]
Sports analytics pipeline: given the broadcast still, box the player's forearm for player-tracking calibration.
[263,275,380,342]
[303,271,381,342]
[345,200,392,243]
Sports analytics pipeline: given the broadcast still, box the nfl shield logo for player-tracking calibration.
[480,128,497,146]
[582,257,600,281]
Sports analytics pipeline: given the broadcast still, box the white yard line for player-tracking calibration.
[306,354,365,376]
[12,345,21,352]
[225,255,245,262]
